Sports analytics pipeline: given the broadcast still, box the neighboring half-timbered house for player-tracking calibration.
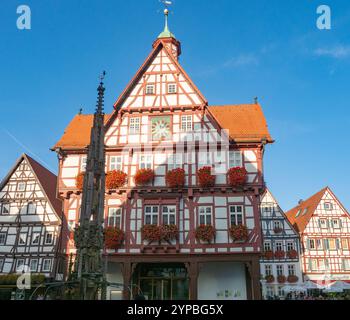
[286,187,350,285]
[260,189,303,299]
[0,154,63,280]
[52,13,273,300]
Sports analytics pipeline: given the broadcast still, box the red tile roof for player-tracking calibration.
[207,104,273,143]
[285,187,328,233]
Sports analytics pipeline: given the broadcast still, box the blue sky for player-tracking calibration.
[0,0,349,211]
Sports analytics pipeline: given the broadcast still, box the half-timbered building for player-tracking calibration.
[52,12,273,300]
[260,189,303,299]
[286,187,350,285]
[0,154,63,280]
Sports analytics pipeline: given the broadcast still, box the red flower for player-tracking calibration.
[227,167,247,187]
[195,225,216,243]
[274,250,285,259]
[106,170,127,189]
[166,168,185,188]
[265,275,275,283]
[263,250,274,260]
[287,275,299,283]
[287,249,298,259]
[277,275,286,283]
[229,224,249,242]
[104,226,124,249]
[160,224,179,242]
[134,168,155,186]
[141,224,162,243]
[197,167,215,188]
[75,172,85,190]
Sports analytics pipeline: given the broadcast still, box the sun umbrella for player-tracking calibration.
[303,280,325,290]
[324,281,350,293]
[283,285,307,293]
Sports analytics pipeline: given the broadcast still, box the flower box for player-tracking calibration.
[227,167,247,187]
[277,275,286,283]
[263,250,274,260]
[287,249,298,259]
[229,224,249,242]
[141,224,162,243]
[104,226,124,249]
[197,166,215,188]
[287,275,299,283]
[195,225,216,243]
[134,168,155,186]
[106,170,127,189]
[265,275,275,283]
[160,224,179,242]
[75,172,85,190]
[274,250,285,259]
[165,168,185,188]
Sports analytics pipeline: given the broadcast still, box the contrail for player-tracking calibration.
[3,129,55,172]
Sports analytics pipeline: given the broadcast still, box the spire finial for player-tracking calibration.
[96,71,106,115]
[158,1,175,39]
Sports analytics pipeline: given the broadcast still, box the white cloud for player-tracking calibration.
[314,45,350,58]
[223,53,259,68]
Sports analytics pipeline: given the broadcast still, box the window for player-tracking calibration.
[329,239,336,250]
[324,202,333,210]
[42,259,52,272]
[319,219,328,229]
[276,265,284,276]
[264,242,272,251]
[341,239,349,250]
[108,208,122,228]
[331,219,340,229]
[19,233,27,245]
[44,232,54,245]
[0,203,10,215]
[145,84,155,95]
[229,205,244,226]
[144,206,159,225]
[162,206,176,225]
[16,259,25,270]
[323,239,330,250]
[198,152,211,166]
[310,259,318,271]
[308,239,315,250]
[262,206,273,217]
[30,259,38,272]
[168,153,182,171]
[273,221,283,231]
[110,156,122,171]
[288,265,296,276]
[0,233,6,245]
[286,242,294,251]
[168,83,177,94]
[229,151,242,168]
[343,259,350,270]
[275,241,283,251]
[129,118,141,134]
[265,265,272,276]
[266,286,274,297]
[18,182,26,192]
[181,115,193,132]
[27,202,36,215]
[277,286,285,297]
[31,233,40,245]
[316,239,323,250]
[140,154,153,169]
[198,206,212,225]
[319,259,325,271]
[0,259,3,272]
[81,156,87,171]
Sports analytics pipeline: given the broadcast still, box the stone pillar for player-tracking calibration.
[245,258,262,300]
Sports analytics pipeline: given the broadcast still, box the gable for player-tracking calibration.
[113,40,207,111]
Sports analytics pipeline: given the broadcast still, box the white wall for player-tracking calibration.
[198,262,247,300]
[106,262,123,300]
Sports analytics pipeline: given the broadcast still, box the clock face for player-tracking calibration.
[151,116,171,140]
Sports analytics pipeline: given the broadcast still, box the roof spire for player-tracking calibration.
[158,7,175,39]
[95,71,106,115]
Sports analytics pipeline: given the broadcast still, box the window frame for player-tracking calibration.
[31,233,40,245]
[15,259,25,271]
[167,83,177,94]
[229,205,244,226]
[167,153,182,171]
[17,182,26,192]
[265,264,272,276]
[275,241,283,251]
[44,232,54,245]
[0,232,7,245]
[263,241,272,252]
[287,264,296,276]
[107,207,122,228]
[324,202,333,211]
[144,205,159,225]
[229,151,242,168]
[109,156,123,171]
[30,259,38,272]
[0,203,10,215]
[139,154,153,170]
[180,115,193,132]
[129,117,141,135]
[161,205,176,225]
[42,259,52,272]
[198,206,213,226]
[145,84,155,95]
[18,233,27,246]
[276,264,284,276]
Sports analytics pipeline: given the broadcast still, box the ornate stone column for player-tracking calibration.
[186,262,199,300]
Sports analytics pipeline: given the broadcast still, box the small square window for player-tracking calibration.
[31,233,40,245]
[110,156,122,171]
[30,259,38,272]
[18,183,26,192]
[146,85,155,95]
[129,118,141,134]
[168,84,177,94]
[324,202,333,210]
[1,203,10,215]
